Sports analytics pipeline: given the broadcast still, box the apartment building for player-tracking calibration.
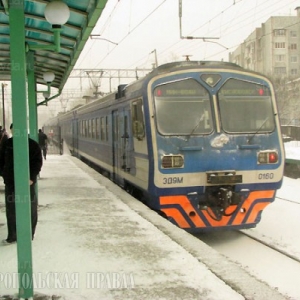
[229,8,300,125]
[229,8,300,78]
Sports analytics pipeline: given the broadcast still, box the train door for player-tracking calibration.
[112,109,130,185]
[72,118,79,156]
[121,111,131,172]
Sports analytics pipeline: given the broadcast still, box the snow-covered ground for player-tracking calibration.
[0,141,299,300]
[284,140,300,160]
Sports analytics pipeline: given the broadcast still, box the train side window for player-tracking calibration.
[131,99,145,140]
[86,120,89,137]
[96,118,100,139]
[91,119,94,138]
[88,119,92,138]
[92,118,96,139]
[100,117,106,141]
[105,116,109,141]
[99,116,108,142]
[84,120,88,137]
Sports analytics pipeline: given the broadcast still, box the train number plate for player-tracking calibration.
[207,174,242,184]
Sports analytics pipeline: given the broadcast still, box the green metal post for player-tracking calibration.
[27,51,38,141]
[9,0,34,298]
[27,50,39,202]
[53,28,61,52]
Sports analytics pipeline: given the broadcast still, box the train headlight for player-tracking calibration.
[162,155,184,168]
[257,151,279,164]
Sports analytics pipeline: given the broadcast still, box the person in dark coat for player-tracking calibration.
[38,129,48,160]
[0,128,8,151]
[0,123,43,244]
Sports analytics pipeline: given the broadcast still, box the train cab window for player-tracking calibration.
[218,79,275,133]
[131,99,145,140]
[154,79,212,135]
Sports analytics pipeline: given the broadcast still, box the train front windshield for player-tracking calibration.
[154,76,275,136]
[218,78,275,133]
[154,79,212,135]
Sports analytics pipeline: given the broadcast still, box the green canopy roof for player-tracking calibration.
[0,0,108,90]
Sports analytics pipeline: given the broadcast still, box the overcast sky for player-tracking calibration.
[75,0,300,70]
[60,0,300,93]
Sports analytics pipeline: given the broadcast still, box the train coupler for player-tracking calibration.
[198,186,243,221]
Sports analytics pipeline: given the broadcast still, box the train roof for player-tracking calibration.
[148,61,242,75]
[124,61,247,91]
[45,60,267,121]
[123,61,244,94]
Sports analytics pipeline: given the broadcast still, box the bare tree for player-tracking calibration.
[270,75,300,126]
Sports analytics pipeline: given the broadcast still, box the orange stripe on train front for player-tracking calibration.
[160,196,206,227]
[161,208,191,228]
[203,190,275,226]
[243,190,275,223]
[160,190,275,228]
[232,190,275,225]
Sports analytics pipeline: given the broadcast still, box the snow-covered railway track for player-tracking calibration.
[240,230,300,263]
[195,230,300,299]
[276,196,300,205]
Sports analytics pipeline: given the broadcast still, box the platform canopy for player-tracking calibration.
[0,0,109,90]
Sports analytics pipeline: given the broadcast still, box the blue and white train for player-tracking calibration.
[44,61,285,232]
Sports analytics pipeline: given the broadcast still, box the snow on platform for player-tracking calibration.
[0,155,287,300]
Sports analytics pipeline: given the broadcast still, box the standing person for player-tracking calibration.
[0,128,8,151]
[38,128,48,160]
[0,123,43,244]
[0,126,3,144]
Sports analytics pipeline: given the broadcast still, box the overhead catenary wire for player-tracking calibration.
[128,0,251,66]
[76,0,122,68]
[156,0,297,62]
[75,0,298,78]
[126,0,248,67]
[93,0,168,70]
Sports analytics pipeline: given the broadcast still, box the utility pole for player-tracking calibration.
[151,49,158,68]
[183,55,192,61]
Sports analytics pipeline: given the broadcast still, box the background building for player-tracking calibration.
[229,8,300,126]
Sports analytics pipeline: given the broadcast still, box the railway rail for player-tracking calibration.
[196,204,300,300]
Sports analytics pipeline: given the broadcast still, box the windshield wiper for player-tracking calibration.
[247,116,273,144]
[186,114,205,141]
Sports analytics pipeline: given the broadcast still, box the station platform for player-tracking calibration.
[0,154,287,300]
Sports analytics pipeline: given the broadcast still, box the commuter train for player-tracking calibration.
[44,61,285,232]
